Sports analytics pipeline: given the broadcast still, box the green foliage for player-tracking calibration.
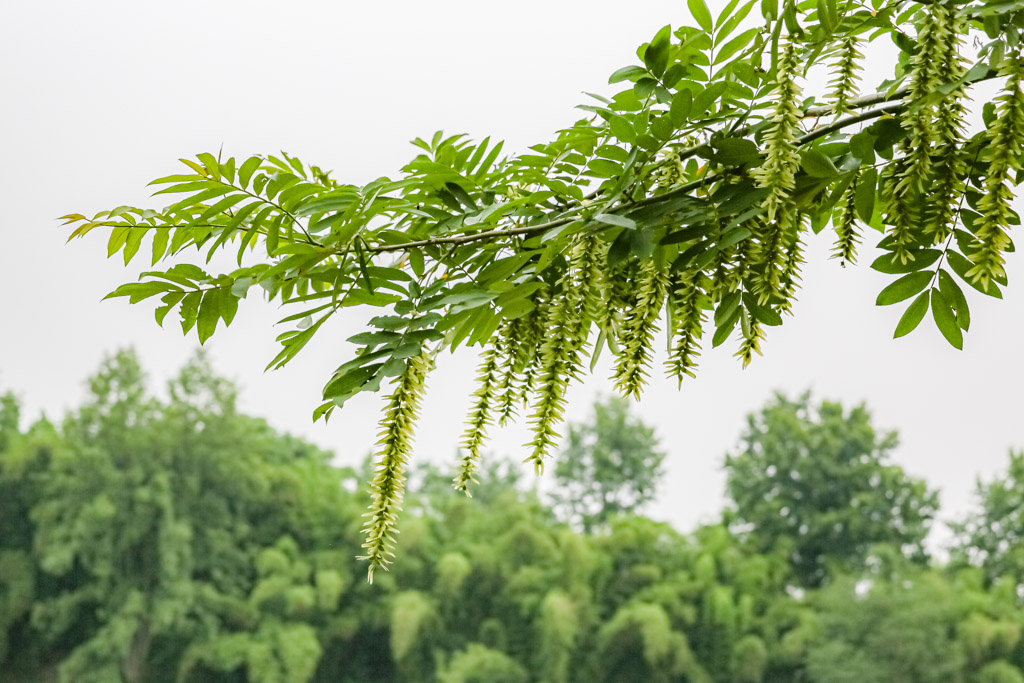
[390,591,439,679]
[958,612,1021,668]
[977,661,1024,683]
[596,602,689,683]
[0,550,33,663]
[0,392,20,451]
[534,591,579,683]
[731,634,768,683]
[950,450,1024,587]
[64,0,1024,574]
[552,395,666,532]
[724,392,938,586]
[437,644,528,683]
[805,570,969,683]
[0,351,363,683]
[434,553,472,599]
[4,369,1024,681]
[180,622,323,683]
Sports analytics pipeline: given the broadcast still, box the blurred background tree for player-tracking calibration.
[950,451,1024,590]
[551,395,666,532]
[723,393,938,587]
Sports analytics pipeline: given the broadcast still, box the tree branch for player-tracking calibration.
[797,101,904,146]
[365,102,909,254]
[366,216,577,253]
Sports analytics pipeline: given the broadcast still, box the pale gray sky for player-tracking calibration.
[1,0,1021,538]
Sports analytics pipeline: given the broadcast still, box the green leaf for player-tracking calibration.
[347,330,401,346]
[849,131,876,163]
[103,281,176,304]
[931,288,963,349]
[693,244,721,270]
[179,290,201,335]
[688,0,713,31]
[714,291,742,327]
[595,213,636,229]
[663,64,690,90]
[122,228,146,265]
[312,400,334,422]
[692,82,728,115]
[634,77,658,99]
[671,241,709,271]
[670,90,693,127]
[238,156,263,189]
[107,226,130,257]
[154,293,184,327]
[743,293,783,326]
[218,286,239,326]
[660,223,713,245]
[478,255,529,284]
[494,281,543,306]
[824,0,839,29]
[222,157,238,183]
[964,59,992,84]
[499,298,536,319]
[320,362,384,404]
[609,65,648,84]
[650,114,674,141]
[368,315,412,331]
[875,271,932,306]
[408,248,425,277]
[712,309,740,347]
[295,192,359,217]
[473,140,505,180]
[711,138,760,166]
[894,291,929,338]
[168,187,235,212]
[631,228,654,259]
[870,249,941,275]
[196,152,221,180]
[445,182,477,210]
[198,193,247,222]
[587,159,623,178]
[800,150,839,178]
[816,0,835,31]
[946,251,1003,298]
[643,26,672,78]
[230,277,253,298]
[715,0,742,28]
[607,229,632,267]
[719,226,752,249]
[608,116,637,144]
[464,136,491,175]
[717,0,757,40]
[151,228,169,265]
[782,1,802,36]
[938,268,970,331]
[855,168,877,223]
[196,289,222,344]
[714,28,760,65]
[354,241,375,294]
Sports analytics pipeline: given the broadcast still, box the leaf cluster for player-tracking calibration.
[65,0,1024,574]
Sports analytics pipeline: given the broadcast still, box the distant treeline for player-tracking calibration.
[1,350,1022,683]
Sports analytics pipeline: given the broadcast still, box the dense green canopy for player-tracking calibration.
[724,393,937,586]
[2,353,1023,681]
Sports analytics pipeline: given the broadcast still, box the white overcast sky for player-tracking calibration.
[1,0,1021,538]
